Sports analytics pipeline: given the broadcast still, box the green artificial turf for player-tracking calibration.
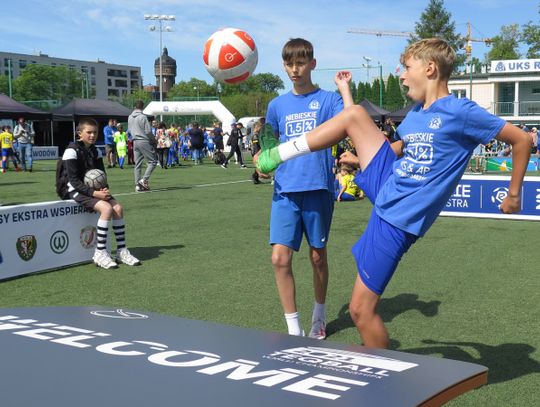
[0,158,538,406]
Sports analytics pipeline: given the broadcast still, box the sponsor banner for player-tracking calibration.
[485,157,539,172]
[32,146,58,160]
[441,175,540,220]
[0,200,100,280]
[491,59,540,73]
[0,307,487,406]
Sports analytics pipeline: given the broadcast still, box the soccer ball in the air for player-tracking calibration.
[84,169,107,190]
[203,28,258,84]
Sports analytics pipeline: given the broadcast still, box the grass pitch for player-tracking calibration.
[0,157,538,406]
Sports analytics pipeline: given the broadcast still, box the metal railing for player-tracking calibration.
[492,101,540,116]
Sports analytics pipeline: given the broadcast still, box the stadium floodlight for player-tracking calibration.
[145,13,175,119]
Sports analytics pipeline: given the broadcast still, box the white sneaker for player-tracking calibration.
[308,319,326,340]
[93,250,118,269]
[116,248,141,266]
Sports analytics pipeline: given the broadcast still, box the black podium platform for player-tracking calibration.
[0,307,487,406]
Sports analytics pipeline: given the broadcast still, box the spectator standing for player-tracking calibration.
[213,122,224,152]
[113,123,128,169]
[103,119,117,168]
[156,122,171,169]
[189,122,205,165]
[128,100,157,192]
[221,122,246,168]
[13,117,35,172]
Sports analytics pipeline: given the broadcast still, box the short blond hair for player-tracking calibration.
[400,38,456,81]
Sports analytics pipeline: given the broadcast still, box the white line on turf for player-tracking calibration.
[114,179,252,197]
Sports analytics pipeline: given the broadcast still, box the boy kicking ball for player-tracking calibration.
[257,38,530,348]
[61,117,141,269]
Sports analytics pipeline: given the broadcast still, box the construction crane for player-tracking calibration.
[346,28,413,38]
[348,24,493,98]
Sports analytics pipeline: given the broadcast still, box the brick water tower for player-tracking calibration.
[155,47,177,98]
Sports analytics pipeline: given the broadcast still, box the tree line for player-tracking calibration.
[1,0,539,120]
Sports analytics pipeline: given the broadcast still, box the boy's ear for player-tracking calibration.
[426,60,437,77]
[310,58,317,70]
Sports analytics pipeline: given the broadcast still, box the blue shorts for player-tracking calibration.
[270,190,334,251]
[2,148,14,157]
[352,142,418,295]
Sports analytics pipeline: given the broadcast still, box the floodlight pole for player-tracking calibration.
[145,14,175,120]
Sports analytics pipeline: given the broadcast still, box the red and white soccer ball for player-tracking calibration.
[203,28,258,84]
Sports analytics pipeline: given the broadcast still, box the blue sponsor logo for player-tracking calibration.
[495,62,505,72]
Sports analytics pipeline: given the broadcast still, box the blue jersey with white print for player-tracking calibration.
[376,95,505,237]
[266,89,343,193]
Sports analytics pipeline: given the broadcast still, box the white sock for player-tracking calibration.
[277,134,311,161]
[284,312,303,336]
[312,302,326,323]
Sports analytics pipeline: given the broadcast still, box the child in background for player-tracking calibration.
[335,164,362,201]
[113,123,128,169]
[1,126,21,173]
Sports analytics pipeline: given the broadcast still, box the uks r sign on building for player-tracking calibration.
[491,59,540,73]
[0,200,101,280]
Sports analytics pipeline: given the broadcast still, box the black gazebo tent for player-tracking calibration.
[52,98,131,122]
[388,104,416,122]
[358,99,390,122]
[0,94,52,120]
[52,98,132,149]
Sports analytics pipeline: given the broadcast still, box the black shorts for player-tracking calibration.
[105,144,115,154]
[70,192,115,211]
[215,140,224,150]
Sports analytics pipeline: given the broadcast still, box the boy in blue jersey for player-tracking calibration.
[257,38,530,348]
[264,38,354,339]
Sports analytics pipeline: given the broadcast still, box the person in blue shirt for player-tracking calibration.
[103,119,117,168]
[263,38,353,340]
[257,38,530,348]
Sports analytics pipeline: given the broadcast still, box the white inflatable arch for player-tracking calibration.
[143,101,236,134]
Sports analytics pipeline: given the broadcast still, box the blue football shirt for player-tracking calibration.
[266,89,343,193]
[376,95,506,237]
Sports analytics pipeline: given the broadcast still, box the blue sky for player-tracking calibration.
[2,0,537,92]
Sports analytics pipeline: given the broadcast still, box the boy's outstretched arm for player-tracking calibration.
[496,123,530,213]
[335,71,353,108]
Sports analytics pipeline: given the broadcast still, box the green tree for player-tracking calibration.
[385,74,405,111]
[355,81,365,103]
[12,64,84,104]
[410,0,466,69]
[167,78,216,100]
[0,75,9,96]
[486,24,521,62]
[521,3,540,58]
[121,88,152,109]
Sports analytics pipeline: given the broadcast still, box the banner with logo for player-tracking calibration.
[491,59,540,73]
[32,146,58,160]
[0,200,100,280]
[441,175,540,220]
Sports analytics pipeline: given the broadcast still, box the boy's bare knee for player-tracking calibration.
[310,249,326,268]
[349,301,375,328]
[271,249,292,270]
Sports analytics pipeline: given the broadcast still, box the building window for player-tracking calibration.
[451,89,467,98]
[107,79,112,86]
[108,89,120,97]
[91,67,96,75]
[107,69,127,78]
[19,60,27,68]
[115,79,128,88]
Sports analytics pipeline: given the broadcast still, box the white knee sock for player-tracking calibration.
[277,134,311,161]
[284,312,303,336]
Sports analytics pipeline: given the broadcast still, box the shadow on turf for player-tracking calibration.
[397,339,540,384]
[326,293,441,337]
[130,244,185,261]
